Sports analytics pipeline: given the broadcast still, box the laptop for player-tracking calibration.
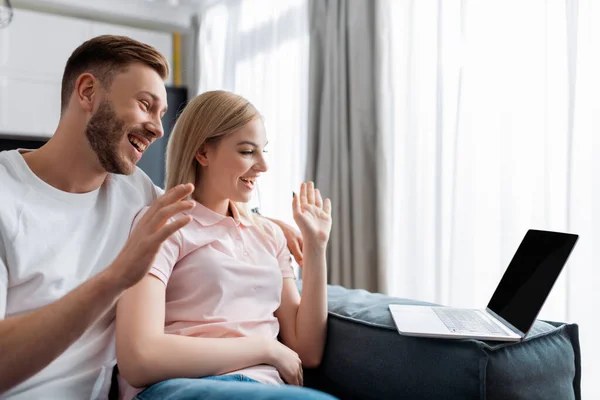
[388,229,579,341]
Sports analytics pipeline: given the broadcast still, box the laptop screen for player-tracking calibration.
[487,230,578,334]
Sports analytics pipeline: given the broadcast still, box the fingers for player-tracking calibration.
[296,237,303,267]
[299,181,327,208]
[152,215,193,243]
[296,181,330,219]
[282,371,298,386]
[291,373,301,386]
[315,188,323,209]
[300,182,307,206]
[287,367,302,386]
[292,191,301,215]
[289,239,303,267]
[151,184,195,212]
[324,198,332,215]
[289,239,301,259]
[307,181,315,204]
[298,365,304,387]
[148,199,195,231]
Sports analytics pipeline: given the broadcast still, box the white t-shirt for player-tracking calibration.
[0,150,161,399]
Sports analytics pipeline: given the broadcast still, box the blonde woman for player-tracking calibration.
[116,91,335,400]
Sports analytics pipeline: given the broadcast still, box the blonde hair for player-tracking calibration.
[165,90,261,224]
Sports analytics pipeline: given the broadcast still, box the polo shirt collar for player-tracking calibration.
[186,200,253,227]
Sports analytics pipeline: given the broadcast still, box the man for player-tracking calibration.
[0,35,303,399]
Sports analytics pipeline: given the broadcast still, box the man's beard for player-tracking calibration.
[85,100,145,175]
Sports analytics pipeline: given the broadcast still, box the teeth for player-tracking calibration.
[241,177,255,184]
[128,136,147,152]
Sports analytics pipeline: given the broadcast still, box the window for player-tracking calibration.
[198,0,309,227]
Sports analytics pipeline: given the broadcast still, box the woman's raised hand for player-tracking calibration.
[292,182,332,249]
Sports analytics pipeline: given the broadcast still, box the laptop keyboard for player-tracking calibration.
[432,308,505,334]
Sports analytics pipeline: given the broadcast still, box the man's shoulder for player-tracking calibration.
[0,149,19,175]
[0,150,27,200]
[108,167,164,204]
[0,150,28,239]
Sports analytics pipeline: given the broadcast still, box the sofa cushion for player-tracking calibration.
[300,283,581,400]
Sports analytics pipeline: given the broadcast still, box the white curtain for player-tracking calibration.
[197,0,309,227]
[382,0,599,397]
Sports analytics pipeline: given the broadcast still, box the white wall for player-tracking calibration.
[11,0,195,32]
[0,9,173,138]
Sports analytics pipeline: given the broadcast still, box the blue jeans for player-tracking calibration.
[134,374,338,400]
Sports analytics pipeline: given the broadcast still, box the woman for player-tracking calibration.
[116,90,334,400]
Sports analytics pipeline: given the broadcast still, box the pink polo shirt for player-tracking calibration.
[120,201,295,399]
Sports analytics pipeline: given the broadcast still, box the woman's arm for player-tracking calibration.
[116,275,273,388]
[275,251,327,368]
[274,182,332,368]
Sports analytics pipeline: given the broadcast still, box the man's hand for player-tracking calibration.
[270,218,304,267]
[0,183,195,394]
[106,183,195,290]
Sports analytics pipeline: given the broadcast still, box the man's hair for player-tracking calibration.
[60,35,169,113]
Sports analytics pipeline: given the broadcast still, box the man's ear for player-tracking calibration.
[74,73,98,113]
[195,145,210,167]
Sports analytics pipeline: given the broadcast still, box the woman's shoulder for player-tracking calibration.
[132,205,192,231]
[254,217,287,250]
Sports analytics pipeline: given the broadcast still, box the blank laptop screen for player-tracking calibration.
[487,230,578,334]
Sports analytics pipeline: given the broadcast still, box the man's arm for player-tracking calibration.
[0,270,125,393]
[0,184,195,394]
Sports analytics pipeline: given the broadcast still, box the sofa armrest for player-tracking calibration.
[299,282,581,400]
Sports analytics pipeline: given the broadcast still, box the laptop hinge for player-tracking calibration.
[485,308,525,337]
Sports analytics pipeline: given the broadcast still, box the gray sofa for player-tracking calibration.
[302,283,581,400]
[110,283,580,399]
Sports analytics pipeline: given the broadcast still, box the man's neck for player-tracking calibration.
[22,124,109,194]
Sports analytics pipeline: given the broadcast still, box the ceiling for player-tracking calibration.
[128,0,223,11]
[10,0,226,30]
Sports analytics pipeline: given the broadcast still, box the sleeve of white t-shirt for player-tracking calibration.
[152,184,165,199]
[130,207,183,286]
[268,222,296,280]
[0,235,8,319]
